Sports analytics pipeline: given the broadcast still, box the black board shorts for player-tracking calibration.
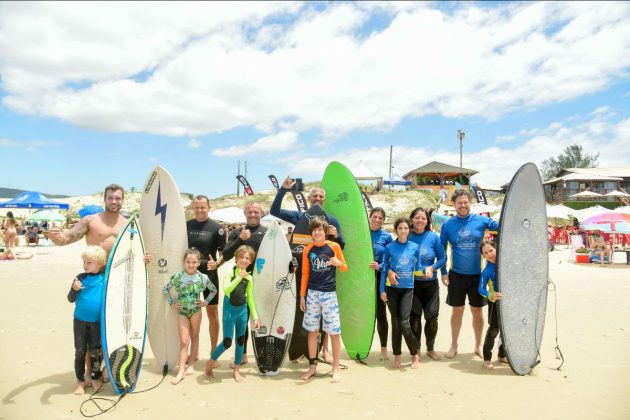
[446,270,487,308]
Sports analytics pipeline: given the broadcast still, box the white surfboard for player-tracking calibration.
[251,221,295,375]
[101,216,148,395]
[139,166,187,373]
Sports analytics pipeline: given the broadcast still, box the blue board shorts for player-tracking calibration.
[303,290,341,335]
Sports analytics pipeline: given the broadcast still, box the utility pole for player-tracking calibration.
[389,145,393,178]
[457,129,465,168]
[237,160,241,197]
[244,160,248,180]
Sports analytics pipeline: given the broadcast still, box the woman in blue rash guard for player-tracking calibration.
[380,218,421,369]
[368,207,393,360]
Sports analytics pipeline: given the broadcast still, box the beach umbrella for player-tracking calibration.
[79,204,104,218]
[470,203,500,214]
[572,205,608,221]
[581,212,630,225]
[604,190,630,198]
[569,190,603,199]
[614,222,630,234]
[615,206,630,214]
[582,223,612,233]
[28,209,66,222]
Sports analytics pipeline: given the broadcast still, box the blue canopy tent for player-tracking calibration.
[383,174,412,186]
[0,191,69,210]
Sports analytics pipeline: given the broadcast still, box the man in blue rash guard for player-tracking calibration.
[440,189,499,359]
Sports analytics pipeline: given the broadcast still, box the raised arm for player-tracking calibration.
[49,216,91,246]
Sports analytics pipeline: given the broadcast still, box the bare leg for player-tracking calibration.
[446,306,464,358]
[233,364,244,382]
[330,334,341,383]
[187,311,202,372]
[302,332,319,380]
[321,334,332,363]
[204,304,219,366]
[172,315,191,385]
[471,306,484,357]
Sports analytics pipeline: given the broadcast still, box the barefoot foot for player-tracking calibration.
[393,355,401,369]
[321,352,333,364]
[331,369,341,383]
[171,374,185,385]
[474,348,483,358]
[483,360,495,370]
[233,369,244,383]
[426,351,441,361]
[185,365,195,376]
[445,347,458,359]
[380,347,389,360]
[302,366,317,381]
[204,360,215,378]
[90,378,103,392]
[499,357,508,364]
[73,382,87,395]
[410,355,420,369]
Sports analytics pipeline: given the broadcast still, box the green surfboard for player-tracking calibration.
[322,161,375,360]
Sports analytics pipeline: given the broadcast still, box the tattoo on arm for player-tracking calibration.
[60,217,91,245]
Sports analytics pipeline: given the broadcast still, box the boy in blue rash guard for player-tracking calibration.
[380,218,421,369]
[67,246,107,395]
[407,207,446,361]
[368,207,393,360]
[478,240,507,370]
[440,189,499,359]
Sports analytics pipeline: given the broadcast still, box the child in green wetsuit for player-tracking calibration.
[205,245,260,382]
[163,248,217,385]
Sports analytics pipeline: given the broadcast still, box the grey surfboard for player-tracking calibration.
[497,163,548,376]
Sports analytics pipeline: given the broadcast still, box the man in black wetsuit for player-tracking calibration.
[221,201,267,365]
[187,195,226,359]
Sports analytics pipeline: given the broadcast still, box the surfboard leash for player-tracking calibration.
[353,354,384,368]
[547,279,564,370]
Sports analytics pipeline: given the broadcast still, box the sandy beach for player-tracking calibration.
[1,241,628,420]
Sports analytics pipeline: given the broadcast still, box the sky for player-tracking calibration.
[1,1,629,198]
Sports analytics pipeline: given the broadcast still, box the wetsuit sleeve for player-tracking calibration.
[221,228,242,263]
[433,235,446,271]
[440,228,449,276]
[380,248,390,294]
[67,273,86,303]
[330,241,348,272]
[202,274,217,305]
[163,273,179,306]
[224,268,245,296]
[245,276,258,320]
[270,187,301,225]
[478,268,495,301]
[300,243,314,297]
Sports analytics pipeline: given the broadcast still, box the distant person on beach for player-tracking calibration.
[368,207,393,360]
[67,246,107,394]
[186,195,226,361]
[440,189,499,359]
[300,217,347,383]
[477,240,507,370]
[220,201,267,366]
[0,248,33,260]
[205,245,259,383]
[163,248,217,385]
[271,176,344,363]
[2,211,20,251]
[380,218,421,369]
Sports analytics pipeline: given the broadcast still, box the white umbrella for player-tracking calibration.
[615,206,630,214]
[604,190,630,197]
[208,207,246,224]
[569,190,603,198]
[545,204,574,220]
[470,204,500,214]
[572,205,608,220]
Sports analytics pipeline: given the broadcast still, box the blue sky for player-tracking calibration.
[1,1,629,198]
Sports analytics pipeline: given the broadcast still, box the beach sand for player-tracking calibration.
[1,242,628,419]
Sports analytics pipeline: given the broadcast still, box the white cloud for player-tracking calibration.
[147,156,158,162]
[285,110,630,187]
[187,138,202,148]
[213,131,298,156]
[0,138,21,147]
[0,2,628,138]
[0,138,60,151]
[496,135,516,143]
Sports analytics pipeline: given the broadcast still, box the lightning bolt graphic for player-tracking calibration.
[155,183,167,241]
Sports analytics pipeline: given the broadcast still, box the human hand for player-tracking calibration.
[239,269,248,278]
[48,228,62,241]
[380,292,387,303]
[441,274,449,286]
[387,270,399,286]
[329,257,342,267]
[143,253,152,264]
[197,299,208,307]
[207,255,217,271]
[299,296,306,312]
[327,225,338,239]
[493,292,503,301]
[282,176,295,189]
[369,261,379,270]
[254,319,260,330]
[175,303,181,311]
[72,278,83,291]
[239,229,251,241]
[425,266,434,278]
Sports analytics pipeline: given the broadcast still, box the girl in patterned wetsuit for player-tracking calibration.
[163,248,217,385]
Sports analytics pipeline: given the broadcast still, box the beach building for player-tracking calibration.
[402,161,477,204]
[544,167,630,207]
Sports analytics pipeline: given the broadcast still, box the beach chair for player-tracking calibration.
[568,235,583,261]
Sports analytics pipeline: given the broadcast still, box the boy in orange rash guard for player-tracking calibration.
[299,217,347,383]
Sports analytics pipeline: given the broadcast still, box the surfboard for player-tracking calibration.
[497,162,548,375]
[251,220,295,375]
[287,204,326,361]
[101,216,148,394]
[139,165,187,373]
[322,161,375,360]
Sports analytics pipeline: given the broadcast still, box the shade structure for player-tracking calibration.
[383,174,411,186]
[208,207,246,224]
[581,212,630,225]
[604,190,630,198]
[28,209,66,222]
[572,205,608,220]
[569,190,603,199]
[470,203,500,214]
[0,191,69,209]
[78,204,104,218]
[546,204,573,219]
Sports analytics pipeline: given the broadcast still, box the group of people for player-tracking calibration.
[53,178,509,394]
